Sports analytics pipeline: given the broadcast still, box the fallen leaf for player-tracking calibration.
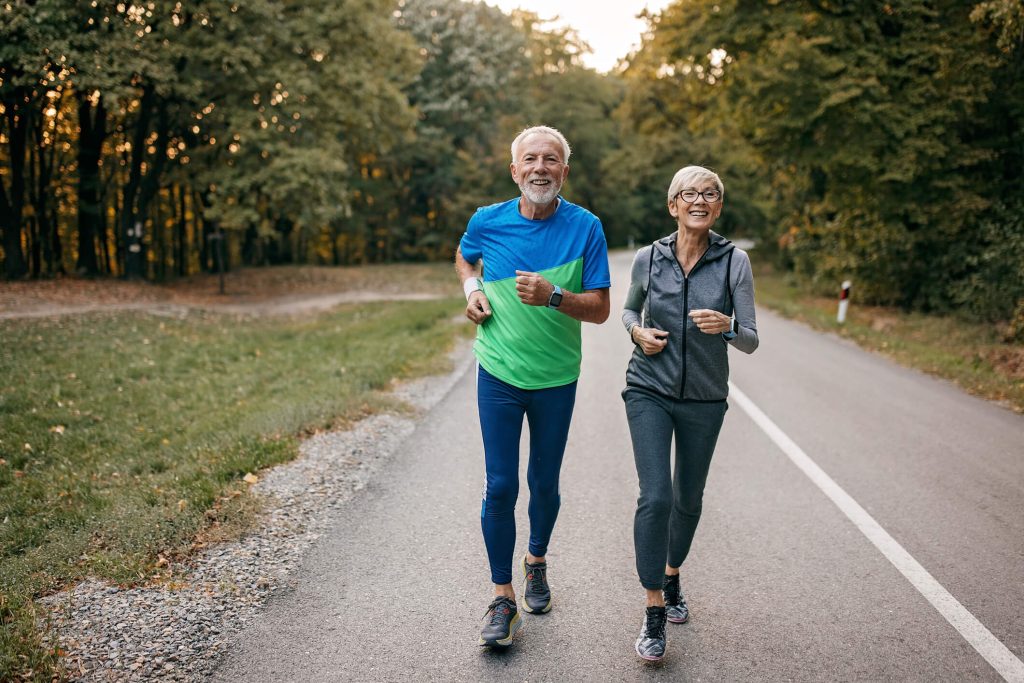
[156,555,169,567]
[243,473,259,485]
[23,443,32,451]
[177,499,188,511]
[50,425,66,435]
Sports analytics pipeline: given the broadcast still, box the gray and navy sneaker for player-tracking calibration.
[521,557,552,614]
[663,574,689,624]
[635,605,667,661]
[479,596,522,647]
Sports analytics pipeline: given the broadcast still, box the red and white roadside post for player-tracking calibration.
[837,280,852,323]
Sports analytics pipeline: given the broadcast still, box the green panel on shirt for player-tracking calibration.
[475,258,584,390]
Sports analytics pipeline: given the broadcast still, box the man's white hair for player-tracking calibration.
[510,126,571,164]
[667,165,724,204]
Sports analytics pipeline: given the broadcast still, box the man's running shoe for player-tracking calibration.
[479,596,522,647]
[663,574,689,624]
[635,605,667,661]
[521,557,552,614]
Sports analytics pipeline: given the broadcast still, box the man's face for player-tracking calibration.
[510,134,569,206]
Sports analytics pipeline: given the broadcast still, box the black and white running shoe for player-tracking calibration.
[635,605,668,661]
[521,557,552,614]
[663,574,689,624]
[479,596,522,647]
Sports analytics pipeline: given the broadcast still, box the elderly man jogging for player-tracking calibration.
[454,125,611,648]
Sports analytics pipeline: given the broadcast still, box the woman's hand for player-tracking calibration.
[689,308,732,335]
[631,326,669,355]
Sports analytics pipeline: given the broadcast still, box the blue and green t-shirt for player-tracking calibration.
[460,197,611,390]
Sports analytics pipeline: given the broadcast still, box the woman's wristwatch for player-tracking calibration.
[723,318,738,340]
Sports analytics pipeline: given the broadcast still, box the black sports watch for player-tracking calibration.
[547,285,563,309]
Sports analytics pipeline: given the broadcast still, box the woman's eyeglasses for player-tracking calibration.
[675,189,721,203]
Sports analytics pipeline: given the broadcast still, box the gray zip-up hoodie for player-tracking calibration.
[622,230,758,401]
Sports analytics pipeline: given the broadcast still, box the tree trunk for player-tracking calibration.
[47,129,62,274]
[120,83,155,280]
[176,184,188,276]
[27,128,40,277]
[30,104,57,276]
[1,90,29,279]
[135,99,169,279]
[76,91,106,276]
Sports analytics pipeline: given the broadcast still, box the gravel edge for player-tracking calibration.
[39,338,475,682]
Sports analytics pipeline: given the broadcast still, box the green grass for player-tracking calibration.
[754,263,1024,413]
[0,297,465,681]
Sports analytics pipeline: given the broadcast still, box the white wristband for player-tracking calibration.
[463,277,482,301]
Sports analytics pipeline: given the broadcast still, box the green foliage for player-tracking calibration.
[972,0,1024,52]
[0,0,421,277]
[381,0,530,261]
[4,0,1021,321]
[619,0,1024,323]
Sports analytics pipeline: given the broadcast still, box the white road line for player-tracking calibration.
[729,382,1024,683]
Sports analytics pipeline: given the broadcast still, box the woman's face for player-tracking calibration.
[668,180,722,232]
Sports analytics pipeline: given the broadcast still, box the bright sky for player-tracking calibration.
[488,0,674,73]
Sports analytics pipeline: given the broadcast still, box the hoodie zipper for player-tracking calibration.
[672,243,710,400]
[681,274,689,399]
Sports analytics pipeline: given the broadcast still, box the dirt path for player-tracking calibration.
[0,291,446,320]
[0,265,455,320]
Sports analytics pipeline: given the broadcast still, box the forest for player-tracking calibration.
[1,0,1022,327]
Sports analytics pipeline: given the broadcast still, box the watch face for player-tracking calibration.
[549,290,562,308]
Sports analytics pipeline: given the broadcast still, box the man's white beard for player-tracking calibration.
[519,177,561,205]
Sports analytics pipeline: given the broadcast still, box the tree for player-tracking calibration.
[389,0,530,260]
[623,0,1021,319]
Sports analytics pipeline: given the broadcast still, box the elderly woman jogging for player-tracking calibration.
[621,166,758,661]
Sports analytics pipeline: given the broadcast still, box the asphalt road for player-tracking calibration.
[212,250,1024,682]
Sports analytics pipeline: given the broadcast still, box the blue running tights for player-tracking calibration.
[477,365,577,585]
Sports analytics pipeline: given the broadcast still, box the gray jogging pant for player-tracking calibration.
[622,386,727,590]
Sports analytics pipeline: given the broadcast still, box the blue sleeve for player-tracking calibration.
[459,210,484,264]
[582,218,611,290]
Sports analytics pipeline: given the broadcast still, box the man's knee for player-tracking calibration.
[484,476,519,513]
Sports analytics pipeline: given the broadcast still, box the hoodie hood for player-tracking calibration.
[653,230,734,265]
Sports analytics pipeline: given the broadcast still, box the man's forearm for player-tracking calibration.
[558,289,610,324]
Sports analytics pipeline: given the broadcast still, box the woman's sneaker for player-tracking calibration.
[663,574,689,624]
[479,596,522,647]
[635,605,667,661]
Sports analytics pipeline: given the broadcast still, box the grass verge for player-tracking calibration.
[0,296,465,681]
[753,263,1024,413]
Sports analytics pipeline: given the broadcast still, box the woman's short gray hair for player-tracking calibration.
[667,166,724,204]
[511,126,572,164]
